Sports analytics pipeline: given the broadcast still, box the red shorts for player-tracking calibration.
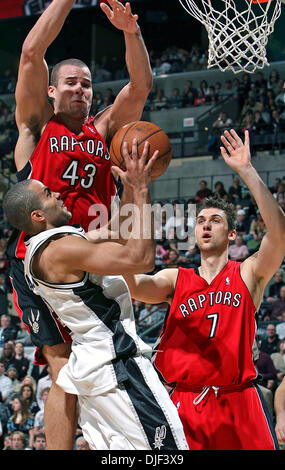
[171,383,278,450]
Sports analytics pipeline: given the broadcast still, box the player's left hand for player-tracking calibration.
[100,1,139,34]
[220,129,252,173]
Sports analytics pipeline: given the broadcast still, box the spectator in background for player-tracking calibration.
[195,180,213,203]
[260,324,280,355]
[0,274,9,316]
[273,183,285,201]
[0,315,17,345]
[267,69,280,94]
[252,111,269,136]
[0,341,16,371]
[182,80,197,104]
[270,109,285,133]
[0,359,13,403]
[16,320,32,346]
[194,89,206,106]
[228,176,242,203]
[266,269,285,303]
[256,101,271,125]
[12,342,30,380]
[137,303,166,342]
[33,431,47,450]
[270,177,281,195]
[20,384,40,417]
[221,79,234,98]
[7,396,35,448]
[210,112,233,158]
[271,339,285,385]
[33,387,50,433]
[168,88,184,109]
[248,209,267,250]
[75,435,89,450]
[152,88,168,111]
[229,234,249,261]
[132,299,144,322]
[36,367,52,410]
[265,285,285,321]
[0,399,10,439]
[6,365,21,396]
[276,311,285,340]
[9,430,28,450]
[235,209,250,236]
[2,433,12,450]
[213,181,227,200]
[255,347,278,394]
[205,86,218,105]
[155,244,167,270]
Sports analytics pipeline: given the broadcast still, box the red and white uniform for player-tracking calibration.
[15,115,117,259]
[153,261,279,450]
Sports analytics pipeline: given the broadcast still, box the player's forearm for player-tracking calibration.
[238,165,285,240]
[22,0,75,56]
[125,188,155,269]
[124,27,153,93]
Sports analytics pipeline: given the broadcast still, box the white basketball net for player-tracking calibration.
[179,0,282,73]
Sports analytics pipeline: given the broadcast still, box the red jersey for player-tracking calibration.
[154,261,258,388]
[13,115,117,259]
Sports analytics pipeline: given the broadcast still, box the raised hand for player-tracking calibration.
[100,1,139,34]
[111,139,159,191]
[220,129,252,173]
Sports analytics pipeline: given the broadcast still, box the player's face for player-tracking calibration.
[49,64,93,120]
[30,181,72,227]
[195,208,235,253]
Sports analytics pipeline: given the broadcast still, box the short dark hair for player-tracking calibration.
[50,58,90,86]
[197,197,237,231]
[3,180,43,233]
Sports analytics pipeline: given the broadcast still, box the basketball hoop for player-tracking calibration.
[179,0,282,73]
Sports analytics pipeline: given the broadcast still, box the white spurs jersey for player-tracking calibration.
[24,225,152,396]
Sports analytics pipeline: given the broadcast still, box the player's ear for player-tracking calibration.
[47,85,56,100]
[228,229,237,242]
[31,209,46,224]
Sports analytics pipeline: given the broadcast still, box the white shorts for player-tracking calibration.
[77,355,189,450]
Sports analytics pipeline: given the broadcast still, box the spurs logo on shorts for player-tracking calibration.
[153,425,167,449]
[28,309,40,334]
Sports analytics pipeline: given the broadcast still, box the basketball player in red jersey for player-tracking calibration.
[8,0,153,449]
[124,129,285,450]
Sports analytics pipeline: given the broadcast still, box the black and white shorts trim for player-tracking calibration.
[75,356,189,450]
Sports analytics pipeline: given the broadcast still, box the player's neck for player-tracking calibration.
[56,112,88,135]
[199,252,229,284]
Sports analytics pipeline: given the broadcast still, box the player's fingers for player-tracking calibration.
[111,165,124,180]
[223,130,239,148]
[145,150,159,173]
[220,146,229,160]
[121,140,132,164]
[244,129,250,149]
[220,135,232,153]
[139,141,150,166]
[100,2,112,18]
[229,129,243,146]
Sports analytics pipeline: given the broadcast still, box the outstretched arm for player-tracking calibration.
[124,269,178,305]
[220,130,285,295]
[97,1,153,139]
[15,0,76,170]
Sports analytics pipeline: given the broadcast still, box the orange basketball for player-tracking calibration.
[109,121,172,181]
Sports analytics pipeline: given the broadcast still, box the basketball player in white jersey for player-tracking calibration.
[3,140,189,450]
